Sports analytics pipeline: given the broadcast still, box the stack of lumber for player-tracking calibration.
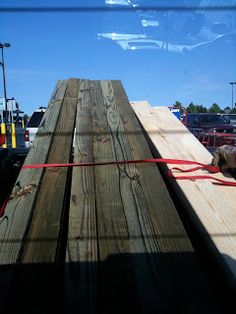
[131,102,236,292]
[0,79,226,313]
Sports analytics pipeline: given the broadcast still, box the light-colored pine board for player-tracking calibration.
[0,80,68,265]
[65,79,98,313]
[131,101,236,283]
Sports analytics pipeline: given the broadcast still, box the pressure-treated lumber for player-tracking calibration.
[66,80,98,313]
[131,102,236,287]
[0,80,224,313]
[2,79,79,314]
[0,80,68,265]
[66,81,220,314]
[22,78,79,263]
[0,80,68,311]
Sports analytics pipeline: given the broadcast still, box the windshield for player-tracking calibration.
[27,112,45,128]
[199,115,228,125]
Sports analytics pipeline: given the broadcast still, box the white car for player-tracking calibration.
[25,107,46,148]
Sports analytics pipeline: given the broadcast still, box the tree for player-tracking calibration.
[172,100,186,114]
[208,103,222,113]
[186,103,208,113]
[173,100,182,108]
[187,102,197,113]
[231,107,236,114]
[195,104,208,113]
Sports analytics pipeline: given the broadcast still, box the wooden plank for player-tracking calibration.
[22,78,79,263]
[91,81,219,313]
[131,102,236,286]
[0,79,68,264]
[65,80,98,313]
[0,80,68,310]
[91,80,132,313]
[3,79,80,314]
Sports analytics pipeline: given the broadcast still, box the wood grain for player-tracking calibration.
[0,81,223,313]
[0,80,68,265]
[1,79,79,314]
[92,81,218,313]
[65,79,98,313]
[22,78,79,263]
[0,80,68,312]
[131,102,236,286]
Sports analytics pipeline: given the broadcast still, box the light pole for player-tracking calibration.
[0,42,10,123]
[229,81,236,111]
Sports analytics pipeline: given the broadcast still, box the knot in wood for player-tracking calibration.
[10,183,37,201]
[132,174,140,182]
[107,108,119,128]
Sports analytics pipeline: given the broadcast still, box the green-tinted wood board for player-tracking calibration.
[66,79,98,313]
[0,80,68,311]
[22,78,79,263]
[0,79,68,265]
[3,79,79,314]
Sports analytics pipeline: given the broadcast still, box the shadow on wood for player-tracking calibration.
[0,250,235,314]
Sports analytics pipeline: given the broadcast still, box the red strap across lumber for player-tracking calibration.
[168,167,236,186]
[22,158,236,186]
[1,158,235,219]
[21,158,215,169]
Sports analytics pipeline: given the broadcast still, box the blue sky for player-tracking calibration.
[0,0,236,115]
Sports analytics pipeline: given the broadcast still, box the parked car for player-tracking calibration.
[182,113,236,148]
[25,107,46,148]
[182,113,235,133]
[221,114,236,127]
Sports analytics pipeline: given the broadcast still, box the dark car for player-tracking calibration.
[182,113,236,149]
[182,113,235,133]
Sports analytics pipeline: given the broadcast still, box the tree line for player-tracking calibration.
[173,101,236,114]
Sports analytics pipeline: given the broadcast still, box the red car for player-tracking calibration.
[182,113,236,148]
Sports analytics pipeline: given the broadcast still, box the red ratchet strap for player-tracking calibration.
[1,158,235,218]
[22,158,236,187]
[167,166,236,186]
